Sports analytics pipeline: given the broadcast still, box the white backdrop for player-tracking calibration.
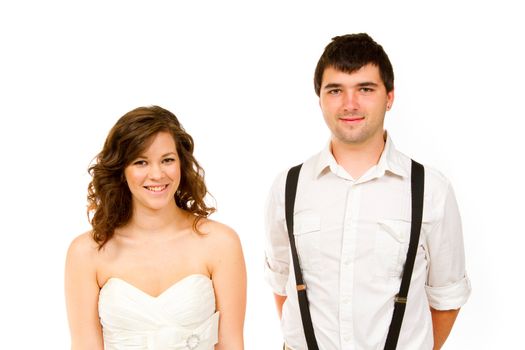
[1,1,523,349]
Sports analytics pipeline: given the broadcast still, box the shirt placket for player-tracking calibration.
[339,183,361,349]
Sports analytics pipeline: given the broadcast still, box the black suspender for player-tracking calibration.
[284,160,425,350]
[285,164,319,350]
[384,160,425,349]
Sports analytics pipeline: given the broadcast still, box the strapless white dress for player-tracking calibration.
[98,274,219,350]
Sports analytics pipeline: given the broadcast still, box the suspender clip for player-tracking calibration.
[394,295,407,304]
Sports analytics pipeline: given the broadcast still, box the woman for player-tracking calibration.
[65,106,246,350]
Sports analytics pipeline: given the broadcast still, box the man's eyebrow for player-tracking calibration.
[323,83,343,90]
[357,82,379,87]
[323,82,380,90]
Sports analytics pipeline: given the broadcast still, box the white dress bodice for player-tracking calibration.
[98,274,219,350]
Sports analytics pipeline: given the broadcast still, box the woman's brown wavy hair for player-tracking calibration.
[87,105,215,249]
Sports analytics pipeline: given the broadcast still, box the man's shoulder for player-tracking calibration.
[275,152,321,180]
[423,164,452,186]
[268,151,322,197]
[281,151,321,170]
[405,157,454,198]
[394,147,452,191]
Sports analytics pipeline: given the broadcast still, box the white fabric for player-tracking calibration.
[265,136,471,350]
[98,274,219,350]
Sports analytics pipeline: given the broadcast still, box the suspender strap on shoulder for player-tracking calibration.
[285,164,319,350]
[384,159,425,350]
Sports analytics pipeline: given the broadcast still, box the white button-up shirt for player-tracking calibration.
[264,136,471,350]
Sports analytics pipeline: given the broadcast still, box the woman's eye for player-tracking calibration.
[163,158,176,164]
[133,160,147,166]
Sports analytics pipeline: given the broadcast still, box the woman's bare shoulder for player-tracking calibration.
[197,219,242,250]
[66,231,100,262]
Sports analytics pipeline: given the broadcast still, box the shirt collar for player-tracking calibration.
[377,134,408,178]
[314,132,408,179]
[315,141,338,177]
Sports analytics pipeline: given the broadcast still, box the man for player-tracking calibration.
[264,33,471,350]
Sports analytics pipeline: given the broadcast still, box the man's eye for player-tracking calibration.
[360,87,374,93]
[328,89,341,95]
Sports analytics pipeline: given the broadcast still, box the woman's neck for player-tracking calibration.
[125,201,191,237]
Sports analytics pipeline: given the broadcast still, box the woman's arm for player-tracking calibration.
[208,224,247,350]
[65,232,104,350]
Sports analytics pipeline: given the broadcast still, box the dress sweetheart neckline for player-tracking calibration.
[100,273,211,299]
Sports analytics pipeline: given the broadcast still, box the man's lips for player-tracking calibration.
[340,116,365,122]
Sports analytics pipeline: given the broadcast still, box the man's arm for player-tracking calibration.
[264,172,291,320]
[274,294,287,319]
[425,179,471,348]
[431,307,460,350]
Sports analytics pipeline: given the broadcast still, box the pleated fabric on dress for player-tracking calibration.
[98,274,219,350]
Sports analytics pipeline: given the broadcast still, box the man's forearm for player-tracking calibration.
[274,294,287,319]
[431,307,460,349]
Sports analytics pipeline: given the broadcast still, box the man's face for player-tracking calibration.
[319,64,394,146]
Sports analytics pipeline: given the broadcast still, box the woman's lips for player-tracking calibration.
[143,184,169,193]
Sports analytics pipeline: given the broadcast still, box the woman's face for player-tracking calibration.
[124,131,181,213]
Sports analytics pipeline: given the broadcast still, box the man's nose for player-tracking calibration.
[342,91,359,111]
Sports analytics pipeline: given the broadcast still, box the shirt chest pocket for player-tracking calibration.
[374,219,411,278]
[293,215,322,271]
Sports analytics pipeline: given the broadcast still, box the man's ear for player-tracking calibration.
[386,89,395,110]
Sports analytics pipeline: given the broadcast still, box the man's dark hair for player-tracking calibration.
[314,33,394,96]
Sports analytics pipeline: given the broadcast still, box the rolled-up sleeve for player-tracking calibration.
[264,171,290,296]
[425,180,472,310]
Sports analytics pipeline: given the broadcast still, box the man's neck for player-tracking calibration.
[331,133,386,180]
